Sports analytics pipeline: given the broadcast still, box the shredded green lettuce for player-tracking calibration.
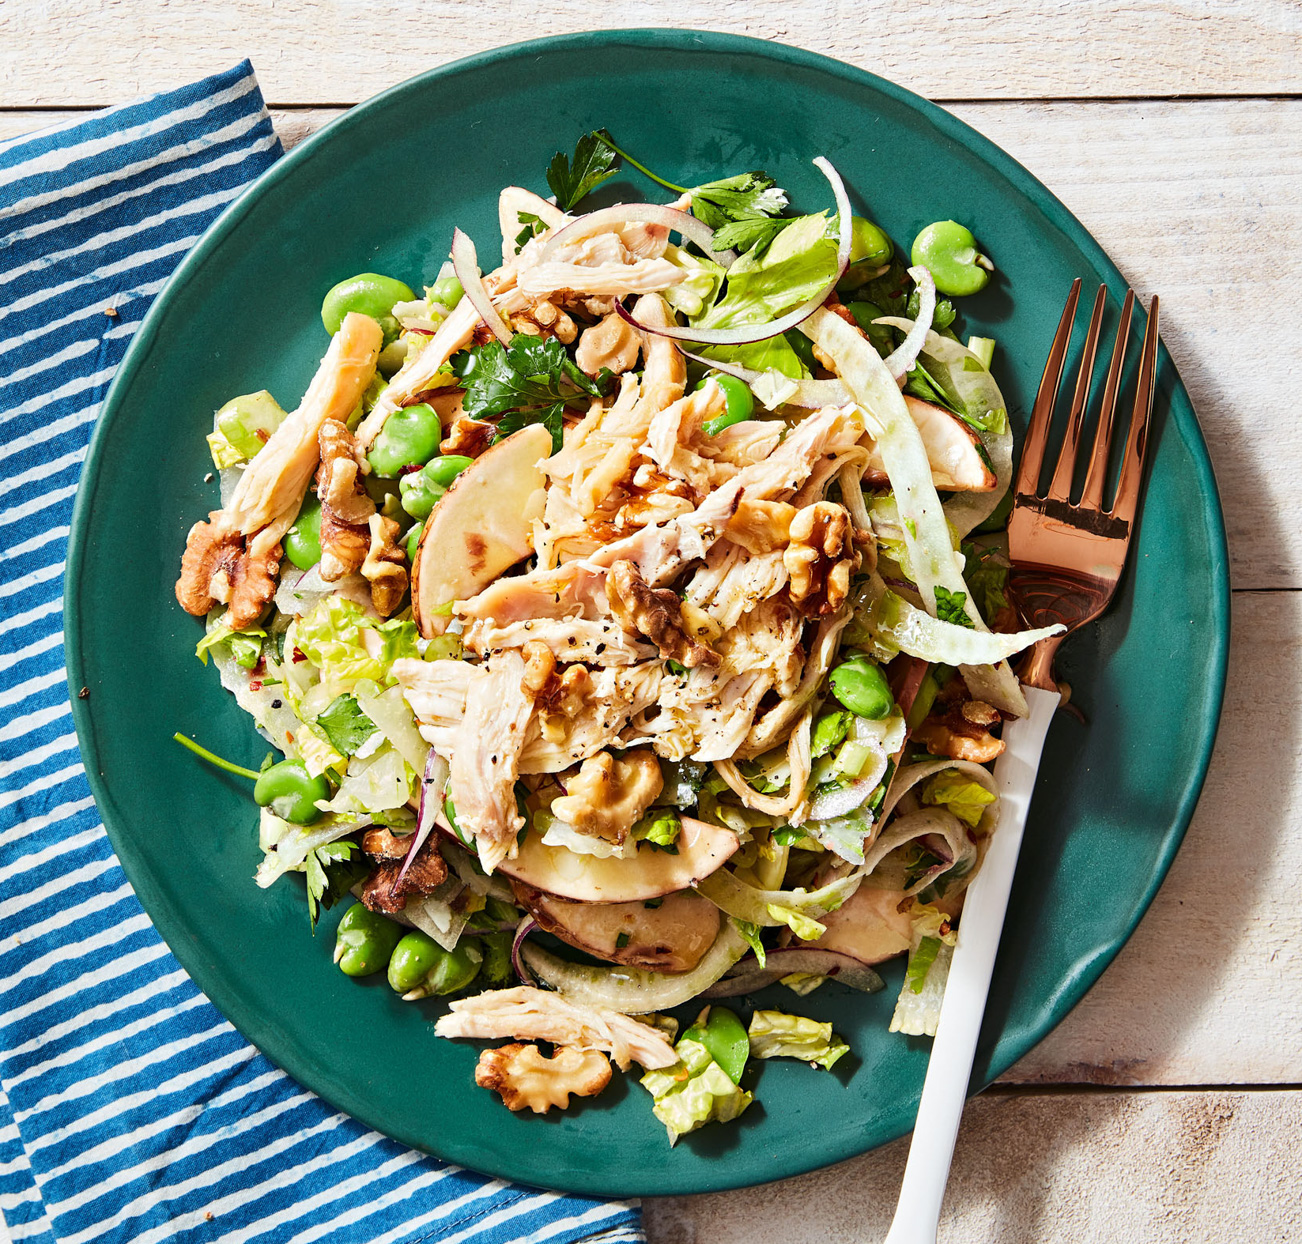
[293,598,419,693]
[748,1010,850,1070]
[640,1032,753,1145]
[921,769,998,828]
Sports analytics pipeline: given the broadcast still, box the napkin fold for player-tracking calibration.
[0,62,644,1244]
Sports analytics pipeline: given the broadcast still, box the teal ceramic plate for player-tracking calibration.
[66,30,1228,1196]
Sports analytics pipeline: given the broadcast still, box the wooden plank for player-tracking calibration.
[1,3,1301,107]
[6,98,1297,588]
[644,1089,1302,1243]
[1004,589,1302,1085]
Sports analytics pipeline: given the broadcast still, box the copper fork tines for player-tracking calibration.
[1006,279,1161,691]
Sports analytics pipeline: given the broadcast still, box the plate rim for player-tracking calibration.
[65,27,1230,1195]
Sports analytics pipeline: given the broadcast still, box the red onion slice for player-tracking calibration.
[540,202,736,268]
[450,228,513,346]
[398,749,448,888]
[702,948,885,998]
[882,264,936,380]
[618,155,853,347]
[511,917,539,987]
[680,348,850,409]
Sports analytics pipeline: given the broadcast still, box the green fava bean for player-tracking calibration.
[698,373,754,436]
[911,221,993,297]
[253,758,329,824]
[284,497,322,570]
[405,520,424,563]
[838,216,895,290]
[429,275,464,308]
[321,272,415,343]
[399,455,473,519]
[387,930,481,999]
[830,655,895,720]
[366,403,442,478]
[334,903,403,977]
[784,328,818,374]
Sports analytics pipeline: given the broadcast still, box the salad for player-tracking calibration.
[174,130,1061,1143]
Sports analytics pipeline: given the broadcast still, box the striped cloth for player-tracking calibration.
[0,63,644,1244]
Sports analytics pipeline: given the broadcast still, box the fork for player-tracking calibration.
[883,279,1160,1244]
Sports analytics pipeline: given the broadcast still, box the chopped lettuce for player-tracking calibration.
[921,769,998,828]
[693,213,838,332]
[779,972,826,996]
[293,597,419,694]
[748,1010,850,1070]
[315,744,413,817]
[731,917,767,969]
[631,807,682,851]
[766,903,827,942]
[640,1031,753,1145]
[890,939,954,1037]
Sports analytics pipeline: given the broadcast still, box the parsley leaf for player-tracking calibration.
[689,171,788,231]
[710,214,796,254]
[514,210,547,249]
[547,129,621,211]
[315,693,378,757]
[304,841,367,931]
[935,586,975,628]
[452,334,603,453]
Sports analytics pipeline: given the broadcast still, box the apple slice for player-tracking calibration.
[412,423,550,637]
[513,882,720,973]
[496,816,739,903]
[809,882,913,965]
[864,396,997,492]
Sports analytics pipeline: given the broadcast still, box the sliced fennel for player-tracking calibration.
[695,867,861,929]
[521,923,749,1014]
[865,585,1063,667]
[802,307,1030,715]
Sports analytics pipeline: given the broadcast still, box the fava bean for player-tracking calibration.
[838,216,895,289]
[405,520,424,563]
[830,655,895,720]
[697,373,754,435]
[321,272,415,343]
[366,402,442,478]
[910,221,992,297]
[399,454,474,519]
[334,903,404,977]
[284,497,322,570]
[429,275,464,309]
[387,930,482,999]
[253,758,329,824]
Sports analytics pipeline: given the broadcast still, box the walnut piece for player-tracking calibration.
[514,299,578,344]
[575,311,642,377]
[360,840,449,914]
[723,499,797,555]
[175,513,242,616]
[475,1043,612,1114]
[783,501,859,616]
[551,749,663,844]
[535,659,592,744]
[361,513,408,617]
[175,511,284,629]
[913,698,1005,763]
[607,558,720,669]
[317,419,375,580]
[440,415,495,459]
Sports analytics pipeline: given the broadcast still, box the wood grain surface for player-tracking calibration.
[2,3,1301,105]
[3,10,1298,1239]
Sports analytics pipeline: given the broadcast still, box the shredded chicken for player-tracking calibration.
[435,986,678,1070]
[475,1043,612,1113]
[447,651,538,872]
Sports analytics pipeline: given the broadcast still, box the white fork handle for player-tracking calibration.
[884,685,1059,1244]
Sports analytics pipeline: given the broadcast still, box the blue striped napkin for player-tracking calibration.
[0,62,644,1244]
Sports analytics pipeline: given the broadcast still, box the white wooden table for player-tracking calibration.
[3,4,1298,1239]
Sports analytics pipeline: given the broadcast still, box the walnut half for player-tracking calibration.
[607,558,719,669]
[783,500,859,616]
[913,698,1005,763]
[475,1043,612,1114]
[551,748,663,845]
